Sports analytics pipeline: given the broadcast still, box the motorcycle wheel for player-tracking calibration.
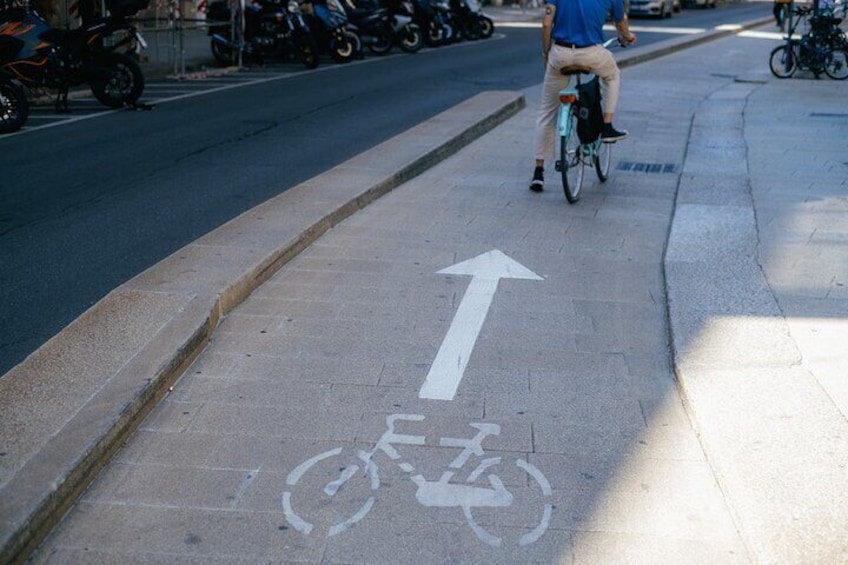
[88,52,144,109]
[443,23,457,44]
[297,34,320,69]
[479,16,494,39]
[368,30,393,55]
[0,78,28,134]
[331,30,360,63]
[424,21,446,47]
[398,23,423,53]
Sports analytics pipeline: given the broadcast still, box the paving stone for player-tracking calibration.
[32,23,848,565]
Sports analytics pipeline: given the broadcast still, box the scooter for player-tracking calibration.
[302,0,362,62]
[409,0,450,46]
[340,0,393,55]
[386,0,423,52]
[207,0,319,68]
[448,0,492,40]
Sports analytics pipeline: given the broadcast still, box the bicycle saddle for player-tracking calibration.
[560,64,592,76]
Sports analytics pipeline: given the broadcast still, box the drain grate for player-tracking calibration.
[616,161,677,174]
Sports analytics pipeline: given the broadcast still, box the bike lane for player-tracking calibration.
[28,32,793,564]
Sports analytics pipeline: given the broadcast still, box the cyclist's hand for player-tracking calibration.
[619,32,637,47]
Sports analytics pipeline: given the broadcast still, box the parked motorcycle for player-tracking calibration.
[341,0,393,55]
[0,0,148,134]
[448,0,492,40]
[385,0,423,53]
[409,0,451,47]
[303,0,361,63]
[207,0,319,69]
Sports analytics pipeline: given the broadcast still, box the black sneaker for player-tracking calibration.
[601,124,628,143]
[529,166,544,192]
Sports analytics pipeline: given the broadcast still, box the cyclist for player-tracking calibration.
[773,0,790,31]
[529,0,636,192]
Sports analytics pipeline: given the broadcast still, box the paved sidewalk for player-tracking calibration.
[19,24,848,565]
[664,41,848,562]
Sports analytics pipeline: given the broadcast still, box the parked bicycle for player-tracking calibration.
[554,37,621,204]
[282,413,553,547]
[769,5,848,79]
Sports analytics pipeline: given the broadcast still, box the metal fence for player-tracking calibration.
[136,14,212,75]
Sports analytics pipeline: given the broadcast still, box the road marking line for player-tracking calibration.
[419,250,543,401]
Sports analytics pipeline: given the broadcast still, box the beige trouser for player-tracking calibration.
[533,44,620,162]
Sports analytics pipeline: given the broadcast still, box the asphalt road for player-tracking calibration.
[0,1,772,376]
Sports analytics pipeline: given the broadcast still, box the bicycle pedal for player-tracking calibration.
[555,160,562,172]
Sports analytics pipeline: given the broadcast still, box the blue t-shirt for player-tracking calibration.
[548,0,624,47]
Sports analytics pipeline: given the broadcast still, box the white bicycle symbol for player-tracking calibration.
[282,414,553,547]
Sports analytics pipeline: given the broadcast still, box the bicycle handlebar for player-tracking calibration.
[603,36,633,48]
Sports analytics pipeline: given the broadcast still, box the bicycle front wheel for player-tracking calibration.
[559,123,584,203]
[463,458,553,547]
[594,139,612,182]
[824,48,848,79]
[769,44,797,78]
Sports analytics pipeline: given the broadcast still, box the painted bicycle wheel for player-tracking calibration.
[282,447,379,538]
[462,458,554,547]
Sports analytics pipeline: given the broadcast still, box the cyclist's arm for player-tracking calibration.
[541,2,555,60]
[611,0,636,45]
[614,15,636,45]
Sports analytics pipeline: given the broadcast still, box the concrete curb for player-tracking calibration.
[0,90,523,564]
[0,15,772,563]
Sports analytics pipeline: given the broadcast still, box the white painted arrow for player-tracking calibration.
[419,250,543,401]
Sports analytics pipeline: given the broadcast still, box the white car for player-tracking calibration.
[683,0,716,8]
[628,0,677,18]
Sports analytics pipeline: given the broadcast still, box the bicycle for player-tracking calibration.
[282,413,553,547]
[769,6,848,79]
[554,37,621,204]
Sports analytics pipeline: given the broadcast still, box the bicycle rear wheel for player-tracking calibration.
[594,139,612,182]
[557,118,584,203]
[769,44,797,78]
[824,48,848,79]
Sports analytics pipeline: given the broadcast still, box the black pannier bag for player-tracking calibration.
[575,76,604,144]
